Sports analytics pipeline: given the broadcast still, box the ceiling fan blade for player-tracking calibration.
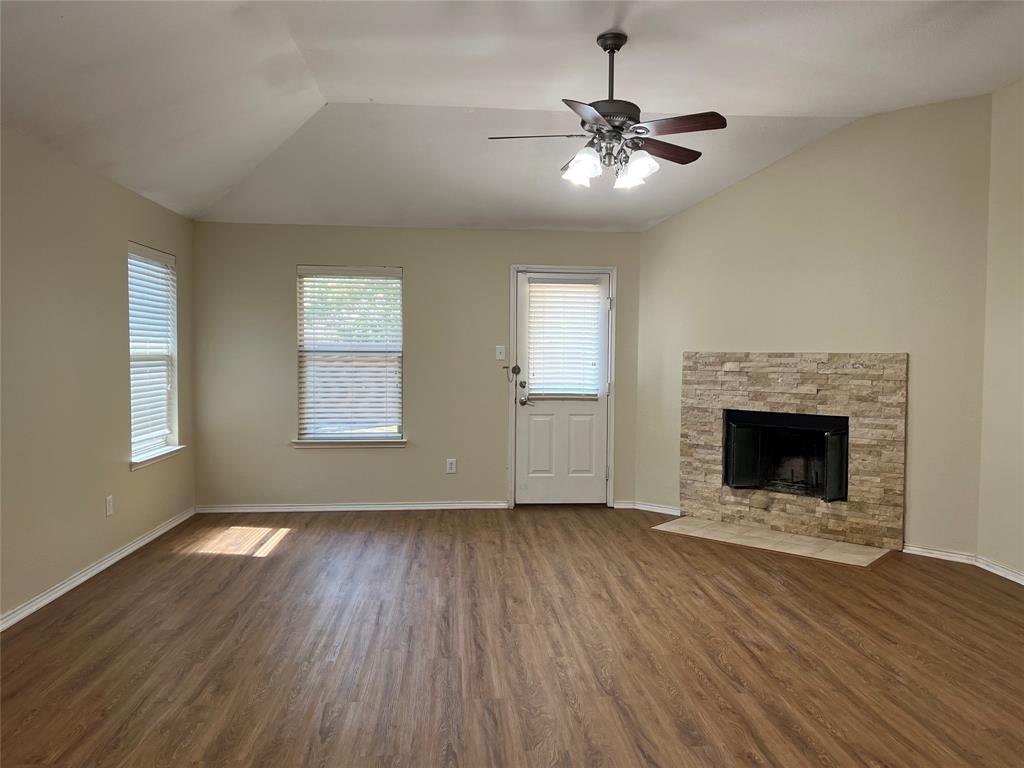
[641,139,702,165]
[488,133,588,140]
[634,111,727,137]
[562,99,611,129]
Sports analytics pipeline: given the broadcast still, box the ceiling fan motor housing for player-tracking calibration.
[588,99,641,129]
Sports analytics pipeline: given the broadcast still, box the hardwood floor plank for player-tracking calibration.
[3,508,1022,767]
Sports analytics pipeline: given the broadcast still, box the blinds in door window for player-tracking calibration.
[297,267,403,440]
[128,245,178,461]
[527,279,604,396]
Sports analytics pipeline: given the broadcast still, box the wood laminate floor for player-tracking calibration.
[2,507,1022,767]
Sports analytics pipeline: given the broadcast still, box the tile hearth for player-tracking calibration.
[654,516,889,567]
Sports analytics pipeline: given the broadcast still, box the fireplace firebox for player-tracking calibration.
[722,409,848,502]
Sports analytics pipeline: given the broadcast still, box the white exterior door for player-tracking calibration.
[513,270,611,504]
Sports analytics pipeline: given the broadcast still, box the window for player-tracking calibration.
[297,266,403,441]
[128,243,178,462]
[526,278,604,396]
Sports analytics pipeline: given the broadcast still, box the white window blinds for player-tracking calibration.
[527,279,604,396]
[128,244,178,461]
[297,267,403,440]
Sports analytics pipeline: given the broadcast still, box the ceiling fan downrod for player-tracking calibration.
[596,31,627,101]
[608,47,615,99]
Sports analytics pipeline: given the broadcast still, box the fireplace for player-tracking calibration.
[722,409,848,502]
[681,352,906,549]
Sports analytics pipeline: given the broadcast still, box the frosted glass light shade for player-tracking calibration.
[626,150,659,179]
[613,173,644,189]
[561,167,592,186]
[562,146,602,186]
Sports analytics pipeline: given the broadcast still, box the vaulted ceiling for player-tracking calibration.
[3,1,1022,231]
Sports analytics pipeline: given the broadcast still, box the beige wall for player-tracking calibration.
[3,87,1018,618]
[977,81,1023,572]
[1,128,195,613]
[193,223,638,507]
[634,96,994,555]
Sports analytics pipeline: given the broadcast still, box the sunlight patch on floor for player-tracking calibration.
[194,526,291,557]
[252,528,290,557]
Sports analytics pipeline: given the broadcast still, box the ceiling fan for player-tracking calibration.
[489,31,726,189]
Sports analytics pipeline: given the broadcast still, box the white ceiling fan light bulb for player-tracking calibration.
[613,173,645,190]
[561,146,603,186]
[626,149,660,179]
[572,146,603,178]
[562,166,592,187]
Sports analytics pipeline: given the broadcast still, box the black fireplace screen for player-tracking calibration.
[722,409,848,502]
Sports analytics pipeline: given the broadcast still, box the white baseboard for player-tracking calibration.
[902,544,1024,586]
[976,556,1024,585]
[901,544,976,563]
[195,501,512,514]
[0,507,195,632]
[613,500,681,516]
[199,501,682,516]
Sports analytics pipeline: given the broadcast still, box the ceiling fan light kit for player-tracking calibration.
[488,31,727,190]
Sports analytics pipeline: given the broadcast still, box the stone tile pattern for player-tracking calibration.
[680,352,908,550]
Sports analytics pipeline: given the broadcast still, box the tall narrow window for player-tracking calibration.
[128,243,178,462]
[297,267,403,441]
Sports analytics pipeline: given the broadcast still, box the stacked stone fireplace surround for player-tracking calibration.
[680,352,908,550]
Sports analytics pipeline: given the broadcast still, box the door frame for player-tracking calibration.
[506,264,617,508]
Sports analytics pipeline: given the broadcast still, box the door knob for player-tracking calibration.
[518,395,533,406]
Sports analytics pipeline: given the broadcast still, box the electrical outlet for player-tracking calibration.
[445,458,457,474]
[105,495,114,517]
[495,345,506,361]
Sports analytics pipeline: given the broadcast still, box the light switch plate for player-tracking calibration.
[446,458,457,474]
[495,345,506,361]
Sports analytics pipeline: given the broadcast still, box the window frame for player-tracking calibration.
[294,265,406,447]
[127,241,182,469]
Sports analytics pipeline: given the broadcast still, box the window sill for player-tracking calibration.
[291,439,407,449]
[529,394,600,401]
[130,445,187,471]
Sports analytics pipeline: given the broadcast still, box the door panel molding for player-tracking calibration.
[526,413,556,476]
[568,414,596,476]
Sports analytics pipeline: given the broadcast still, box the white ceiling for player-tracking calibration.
[3,1,1022,231]
[204,104,849,231]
